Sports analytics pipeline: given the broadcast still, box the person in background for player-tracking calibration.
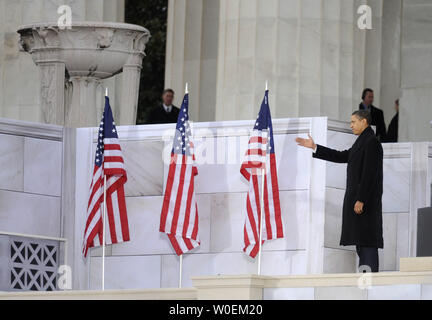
[147,89,180,124]
[385,99,399,143]
[359,88,386,142]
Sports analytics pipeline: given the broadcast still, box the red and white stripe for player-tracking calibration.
[160,147,199,256]
[241,131,283,258]
[83,138,130,257]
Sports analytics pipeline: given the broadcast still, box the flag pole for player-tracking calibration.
[101,87,108,290]
[257,167,265,275]
[179,255,183,288]
[257,81,268,275]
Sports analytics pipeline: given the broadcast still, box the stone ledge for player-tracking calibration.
[192,271,432,289]
[400,257,432,272]
[0,117,63,141]
[2,271,432,300]
[191,274,268,300]
[0,288,197,300]
[264,271,432,287]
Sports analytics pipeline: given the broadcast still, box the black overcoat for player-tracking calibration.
[313,126,384,248]
[385,112,398,143]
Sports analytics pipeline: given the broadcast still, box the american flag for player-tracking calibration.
[240,90,284,258]
[159,93,200,256]
[82,96,130,257]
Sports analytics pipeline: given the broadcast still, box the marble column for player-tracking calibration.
[38,61,66,125]
[399,0,432,142]
[216,0,362,120]
[379,0,402,126]
[165,0,220,122]
[66,78,101,127]
[166,0,412,127]
[118,33,148,125]
[165,0,370,123]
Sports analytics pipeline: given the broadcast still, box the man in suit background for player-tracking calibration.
[296,110,384,272]
[147,89,180,124]
[359,88,387,142]
[385,99,399,143]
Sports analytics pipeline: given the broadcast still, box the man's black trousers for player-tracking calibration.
[356,246,379,272]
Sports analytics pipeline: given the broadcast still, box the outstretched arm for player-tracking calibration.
[296,134,350,163]
[313,145,350,163]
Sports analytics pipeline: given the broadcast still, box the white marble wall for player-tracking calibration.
[0,115,418,290]
[57,117,429,290]
[78,118,319,289]
[0,118,63,238]
[0,116,427,290]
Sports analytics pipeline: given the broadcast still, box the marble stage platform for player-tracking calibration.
[1,257,432,300]
[0,116,431,293]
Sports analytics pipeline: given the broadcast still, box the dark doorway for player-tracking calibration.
[125,0,168,124]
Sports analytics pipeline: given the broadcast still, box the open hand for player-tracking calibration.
[295,134,317,150]
[354,201,364,214]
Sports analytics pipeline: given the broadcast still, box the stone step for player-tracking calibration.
[400,257,432,272]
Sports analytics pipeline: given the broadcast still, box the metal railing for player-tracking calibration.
[0,231,67,292]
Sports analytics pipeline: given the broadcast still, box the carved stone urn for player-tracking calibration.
[18,22,150,127]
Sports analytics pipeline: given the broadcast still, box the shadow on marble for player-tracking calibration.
[379,214,397,271]
[110,195,211,256]
[208,191,308,254]
[382,158,410,213]
[421,284,432,300]
[121,140,164,197]
[89,255,162,290]
[0,189,61,237]
[191,134,312,194]
[263,287,314,300]
[367,284,421,300]
[325,131,356,189]
[0,134,24,192]
[160,250,307,288]
[23,137,62,197]
[323,247,356,274]
[324,188,345,248]
[315,286,367,300]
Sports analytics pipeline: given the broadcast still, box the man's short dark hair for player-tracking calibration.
[362,88,373,100]
[352,110,372,125]
[163,88,175,95]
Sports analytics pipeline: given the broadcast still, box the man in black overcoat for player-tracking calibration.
[296,110,384,272]
[146,89,180,124]
[385,99,399,143]
[359,88,387,142]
